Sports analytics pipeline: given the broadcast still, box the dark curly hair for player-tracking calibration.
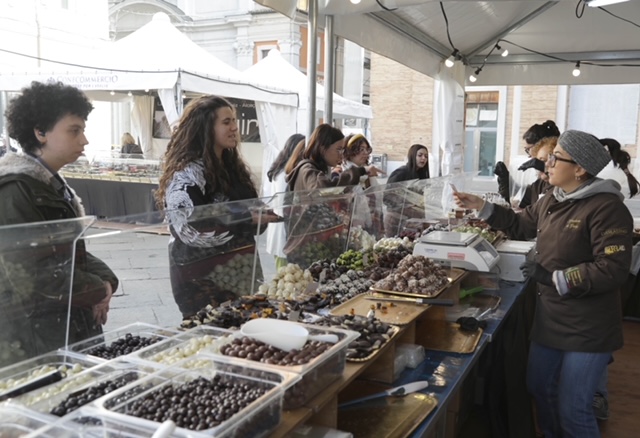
[343,133,372,164]
[5,81,93,155]
[155,95,257,209]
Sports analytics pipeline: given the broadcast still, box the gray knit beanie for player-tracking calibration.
[557,130,611,176]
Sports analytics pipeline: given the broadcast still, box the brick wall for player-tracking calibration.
[370,53,435,161]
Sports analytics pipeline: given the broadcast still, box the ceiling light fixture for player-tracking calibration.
[127,91,133,97]
[109,91,115,96]
[350,0,361,4]
[445,49,459,68]
[587,0,629,7]
[572,61,581,77]
[495,44,508,58]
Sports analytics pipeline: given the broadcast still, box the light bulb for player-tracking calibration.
[127,91,133,97]
[572,61,581,77]
[501,48,509,57]
[469,74,477,83]
[109,91,115,96]
[445,56,455,68]
[350,0,361,4]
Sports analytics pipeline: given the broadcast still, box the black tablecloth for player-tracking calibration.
[66,177,158,219]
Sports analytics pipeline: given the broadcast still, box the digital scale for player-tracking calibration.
[412,231,500,272]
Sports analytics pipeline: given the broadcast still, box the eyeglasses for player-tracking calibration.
[524,145,534,157]
[547,153,576,168]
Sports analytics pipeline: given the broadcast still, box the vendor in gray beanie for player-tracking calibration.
[557,130,611,176]
[452,130,632,438]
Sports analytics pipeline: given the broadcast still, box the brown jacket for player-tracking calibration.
[488,179,632,352]
[285,159,364,192]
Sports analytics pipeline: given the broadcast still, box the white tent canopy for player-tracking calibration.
[255,0,640,87]
[0,13,299,158]
[243,49,373,126]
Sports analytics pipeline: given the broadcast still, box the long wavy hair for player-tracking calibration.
[267,133,305,182]
[406,144,430,179]
[155,96,257,209]
[600,138,640,197]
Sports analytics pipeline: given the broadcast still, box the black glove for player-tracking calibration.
[519,261,553,286]
[493,161,509,179]
[518,158,546,172]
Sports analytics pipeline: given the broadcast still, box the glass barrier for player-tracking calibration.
[254,187,356,285]
[82,197,273,330]
[0,217,94,367]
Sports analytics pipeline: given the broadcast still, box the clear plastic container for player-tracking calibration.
[0,405,54,437]
[212,323,359,410]
[0,351,101,402]
[11,360,154,415]
[62,322,180,361]
[127,325,235,367]
[93,355,299,438]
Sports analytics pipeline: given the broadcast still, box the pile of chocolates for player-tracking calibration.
[117,375,268,432]
[315,314,395,360]
[220,337,330,366]
[373,255,449,295]
[50,373,139,417]
[85,334,163,360]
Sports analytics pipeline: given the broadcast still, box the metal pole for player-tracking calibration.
[306,0,318,141]
[324,15,334,124]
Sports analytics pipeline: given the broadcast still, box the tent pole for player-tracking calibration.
[176,71,184,116]
[306,0,318,140]
[324,15,334,124]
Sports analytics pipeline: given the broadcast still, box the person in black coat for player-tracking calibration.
[387,143,430,183]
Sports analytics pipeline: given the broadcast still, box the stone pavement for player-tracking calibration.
[84,223,277,332]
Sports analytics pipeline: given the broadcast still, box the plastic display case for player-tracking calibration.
[212,322,359,410]
[60,155,162,184]
[0,405,54,437]
[0,351,101,403]
[94,355,299,438]
[9,360,152,414]
[255,187,356,289]
[127,325,235,367]
[0,215,96,370]
[62,322,180,362]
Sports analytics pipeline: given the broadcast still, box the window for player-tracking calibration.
[464,92,500,176]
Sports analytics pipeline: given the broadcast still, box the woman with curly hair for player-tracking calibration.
[0,81,118,366]
[155,95,276,317]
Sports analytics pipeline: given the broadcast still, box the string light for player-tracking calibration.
[572,61,581,77]
[350,0,362,4]
[495,44,509,57]
[109,91,115,96]
[469,67,482,83]
[445,49,459,68]
[127,91,133,96]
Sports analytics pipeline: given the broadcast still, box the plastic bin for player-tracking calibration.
[127,325,235,367]
[0,351,101,403]
[93,355,299,438]
[214,322,359,410]
[62,322,180,361]
[0,405,54,437]
[12,360,154,415]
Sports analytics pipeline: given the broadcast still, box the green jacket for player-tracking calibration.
[0,153,118,367]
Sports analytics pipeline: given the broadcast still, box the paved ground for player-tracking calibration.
[84,223,277,332]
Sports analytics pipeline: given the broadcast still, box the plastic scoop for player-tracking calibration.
[240,319,339,352]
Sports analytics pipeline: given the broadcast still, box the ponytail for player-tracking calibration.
[601,138,640,197]
[284,139,307,176]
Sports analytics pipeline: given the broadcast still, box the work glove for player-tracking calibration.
[518,158,546,173]
[519,261,553,286]
[493,161,510,203]
[493,161,509,179]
